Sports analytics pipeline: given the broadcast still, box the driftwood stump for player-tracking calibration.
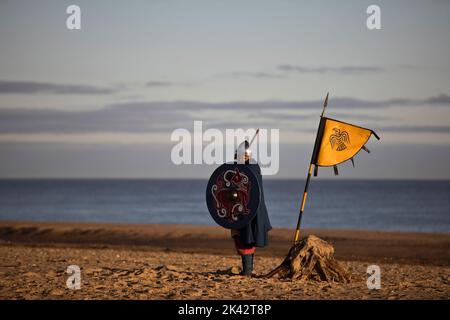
[265,235,350,283]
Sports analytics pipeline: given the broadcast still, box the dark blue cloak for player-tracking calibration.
[237,163,272,247]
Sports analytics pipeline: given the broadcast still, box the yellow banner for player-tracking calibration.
[315,118,374,166]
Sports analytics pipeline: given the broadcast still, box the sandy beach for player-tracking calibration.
[0,221,449,300]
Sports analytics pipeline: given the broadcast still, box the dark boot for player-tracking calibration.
[241,254,253,276]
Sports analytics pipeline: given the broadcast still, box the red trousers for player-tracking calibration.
[233,235,256,256]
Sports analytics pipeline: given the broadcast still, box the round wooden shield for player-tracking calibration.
[206,163,261,229]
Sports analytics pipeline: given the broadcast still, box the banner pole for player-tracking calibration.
[293,93,328,244]
[293,164,313,243]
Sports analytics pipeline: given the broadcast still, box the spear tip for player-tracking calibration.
[321,92,329,117]
[324,92,329,108]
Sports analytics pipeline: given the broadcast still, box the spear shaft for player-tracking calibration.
[293,93,328,243]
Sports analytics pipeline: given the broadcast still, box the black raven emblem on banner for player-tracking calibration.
[330,128,350,151]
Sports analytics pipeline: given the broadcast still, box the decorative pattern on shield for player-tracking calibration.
[206,163,261,229]
[211,168,251,222]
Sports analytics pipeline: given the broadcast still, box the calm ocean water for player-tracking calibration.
[0,179,449,233]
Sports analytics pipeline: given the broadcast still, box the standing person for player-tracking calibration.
[231,140,272,276]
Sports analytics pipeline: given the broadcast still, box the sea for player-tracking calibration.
[0,179,449,233]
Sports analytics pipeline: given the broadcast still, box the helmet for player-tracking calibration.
[234,140,252,163]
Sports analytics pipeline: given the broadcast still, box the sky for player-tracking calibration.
[0,0,449,179]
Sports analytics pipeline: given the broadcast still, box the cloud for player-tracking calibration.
[378,125,450,133]
[227,63,429,80]
[0,94,448,135]
[259,124,450,134]
[145,81,174,87]
[0,104,191,134]
[378,94,450,107]
[151,93,449,110]
[425,94,450,105]
[0,80,118,95]
[145,81,194,88]
[220,65,383,79]
[228,72,288,79]
[0,79,196,95]
[277,64,384,75]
